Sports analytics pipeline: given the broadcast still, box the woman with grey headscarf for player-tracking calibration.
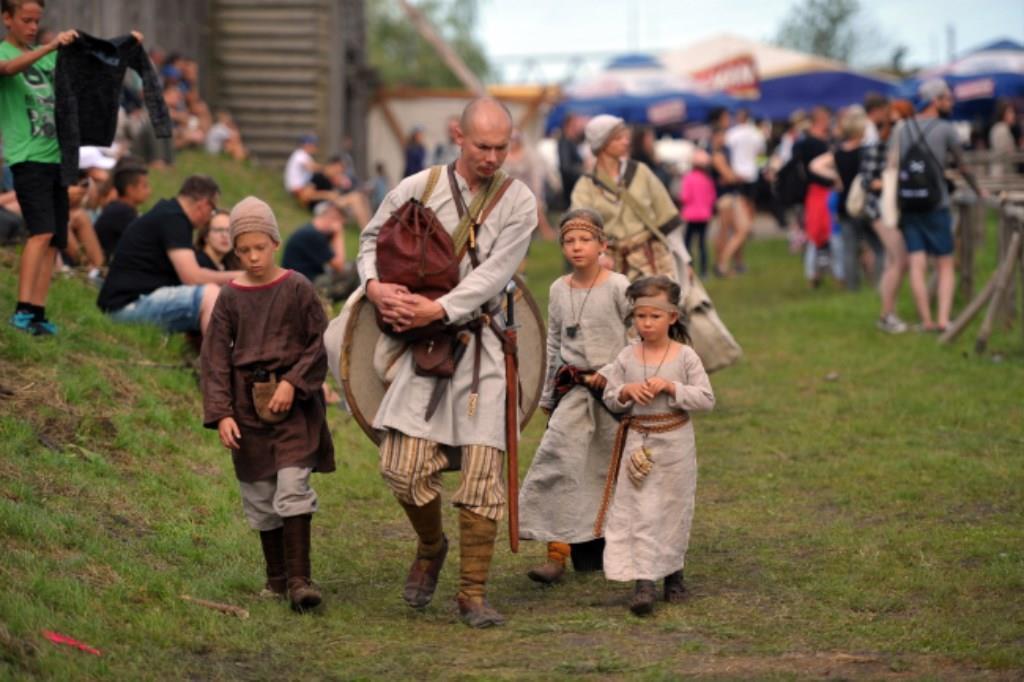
[569,115,692,287]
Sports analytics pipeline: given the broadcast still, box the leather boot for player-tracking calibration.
[258,527,286,597]
[527,541,569,584]
[400,497,447,609]
[629,580,657,616]
[569,538,605,572]
[664,570,686,603]
[282,514,321,612]
[455,508,504,628]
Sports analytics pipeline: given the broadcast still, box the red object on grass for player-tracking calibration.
[42,630,102,656]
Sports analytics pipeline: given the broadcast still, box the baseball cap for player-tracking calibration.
[918,79,951,104]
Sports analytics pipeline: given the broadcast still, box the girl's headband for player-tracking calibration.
[630,297,679,315]
[559,218,604,242]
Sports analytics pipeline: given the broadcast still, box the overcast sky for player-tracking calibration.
[477,0,1024,82]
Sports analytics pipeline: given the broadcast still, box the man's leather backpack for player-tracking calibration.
[374,166,454,342]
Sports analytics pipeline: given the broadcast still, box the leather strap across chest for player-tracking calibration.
[446,162,514,263]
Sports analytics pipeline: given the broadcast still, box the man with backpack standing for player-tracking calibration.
[358,97,537,628]
[889,79,983,332]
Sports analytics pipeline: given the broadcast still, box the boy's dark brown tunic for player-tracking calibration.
[201,270,335,482]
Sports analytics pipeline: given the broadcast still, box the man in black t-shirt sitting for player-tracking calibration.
[304,155,371,228]
[97,175,240,333]
[281,201,357,301]
[94,160,151,262]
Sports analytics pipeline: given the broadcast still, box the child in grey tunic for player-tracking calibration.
[518,209,630,583]
[598,275,714,616]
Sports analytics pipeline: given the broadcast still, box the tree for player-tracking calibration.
[775,0,876,65]
[367,0,492,88]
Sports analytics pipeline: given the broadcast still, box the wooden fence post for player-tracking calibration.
[956,199,975,300]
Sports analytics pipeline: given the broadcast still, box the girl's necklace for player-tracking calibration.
[566,270,600,339]
[642,341,671,382]
[640,341,671,446]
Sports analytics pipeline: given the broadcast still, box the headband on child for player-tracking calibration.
[630,297,680,315]
[559,218,604,243]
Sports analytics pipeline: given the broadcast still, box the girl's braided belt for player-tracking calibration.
[594,412,690,536]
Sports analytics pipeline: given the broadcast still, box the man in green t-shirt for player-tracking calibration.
[1,0,77,335]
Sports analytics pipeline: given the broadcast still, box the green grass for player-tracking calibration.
[1,152,1022,679]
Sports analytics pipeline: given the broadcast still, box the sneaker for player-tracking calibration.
[9,311,38,335]
[876,314,908,335]
[33,319,58,336]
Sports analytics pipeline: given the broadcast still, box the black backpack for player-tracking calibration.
[897,118,945,213]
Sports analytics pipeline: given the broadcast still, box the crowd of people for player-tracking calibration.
[4,0,1021,633]
[544,81,1008,334]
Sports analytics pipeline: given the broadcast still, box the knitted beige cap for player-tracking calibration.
[229,196,281,244]
[584,114,626,154]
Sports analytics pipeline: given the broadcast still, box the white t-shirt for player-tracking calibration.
[725,123,765,183]
[284,148,314,193]
[862,119,879,146]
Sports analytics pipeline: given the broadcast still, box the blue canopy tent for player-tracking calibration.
[545,54,735,134]
[750,70,898,120]
[897,39,1024,123]
[660,35,897,121]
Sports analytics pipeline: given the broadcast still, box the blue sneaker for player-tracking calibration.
[9,311,38,335]
[33,318,58,336]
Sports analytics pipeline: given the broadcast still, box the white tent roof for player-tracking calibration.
[921,40,1024,78]
[659,33,844,79]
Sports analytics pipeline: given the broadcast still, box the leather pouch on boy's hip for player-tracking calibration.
[252,377,290,425]
[411,332,457,378]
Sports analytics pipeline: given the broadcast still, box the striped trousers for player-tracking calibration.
[379,430,506,521]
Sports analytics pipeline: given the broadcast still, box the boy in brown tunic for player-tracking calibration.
[200,196,335,612]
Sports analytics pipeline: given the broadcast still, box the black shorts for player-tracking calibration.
[737,181,758,200]
[11,162,69,250]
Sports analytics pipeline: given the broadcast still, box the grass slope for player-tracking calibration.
[1,153,1022,680]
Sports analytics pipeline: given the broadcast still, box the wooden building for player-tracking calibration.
[4,0,370,171]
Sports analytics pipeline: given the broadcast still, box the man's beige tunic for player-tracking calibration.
[357,167,537,450]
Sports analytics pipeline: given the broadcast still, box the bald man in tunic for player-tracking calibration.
[358,98,537,627]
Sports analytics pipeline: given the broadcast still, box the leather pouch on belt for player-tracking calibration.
[615,231,674,279]
[252,377,290,424]
[412,332,456,378]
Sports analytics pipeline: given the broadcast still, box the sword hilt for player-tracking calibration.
[504,280,517,328]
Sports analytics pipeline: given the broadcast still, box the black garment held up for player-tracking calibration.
[55,32,171,185]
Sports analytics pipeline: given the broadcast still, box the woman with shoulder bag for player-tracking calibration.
[808,106,883,291]
[867,100,915,333]
[570,115,694,289]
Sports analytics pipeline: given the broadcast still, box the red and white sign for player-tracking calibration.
[953,78,995,101]
[693,54,760,97]
[647,98,687,125]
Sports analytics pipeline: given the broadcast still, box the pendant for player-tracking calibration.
[566,325,579,339]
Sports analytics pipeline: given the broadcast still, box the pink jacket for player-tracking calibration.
[680,168,716,223]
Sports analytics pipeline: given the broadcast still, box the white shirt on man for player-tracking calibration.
[284,148,314,193]
[725,122,765,183]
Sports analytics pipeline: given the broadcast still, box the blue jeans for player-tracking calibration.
[108,284,205,332]
[901,209,953,256]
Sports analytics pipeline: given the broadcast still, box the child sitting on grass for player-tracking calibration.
[200,196,335,613]
[596,275,715,616]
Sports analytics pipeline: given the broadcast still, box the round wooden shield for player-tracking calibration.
[332,277,546,446]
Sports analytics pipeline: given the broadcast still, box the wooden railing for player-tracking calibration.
[943,191,1024,352]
